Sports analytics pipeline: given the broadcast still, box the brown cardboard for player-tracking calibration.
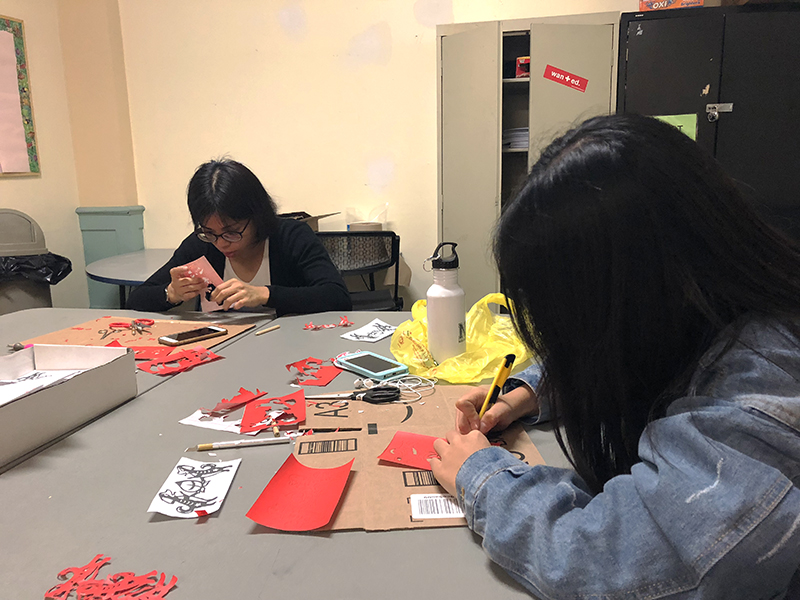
[278,211,339,232]
[0,344,138,471]
[22,316,254,349]
[292,385,545,532]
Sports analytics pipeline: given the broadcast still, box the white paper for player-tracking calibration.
[179,409,258,436]
[340,318,396,343]
[409,494,465,520]
[148,457,241,518]
[0,369,84,407]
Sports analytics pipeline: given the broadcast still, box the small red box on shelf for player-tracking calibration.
[515,56,530,78]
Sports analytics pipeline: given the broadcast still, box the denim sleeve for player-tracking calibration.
[504,363,550,424]
[455,401,800,599]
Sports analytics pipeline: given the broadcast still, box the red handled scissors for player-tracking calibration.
[108,318,154,335]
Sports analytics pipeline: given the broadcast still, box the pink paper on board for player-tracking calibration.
[377,431,441,471]
[241,389,306,433]
[137,347,222,376]
[286,357,342,386]
[204,387,268,417]
[45,554,178,600]
[183,255,224,312]
[246,454,354,531]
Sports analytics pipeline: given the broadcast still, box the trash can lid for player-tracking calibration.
[0,209,48,256]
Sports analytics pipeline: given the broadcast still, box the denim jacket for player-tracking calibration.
[456,316,800,599]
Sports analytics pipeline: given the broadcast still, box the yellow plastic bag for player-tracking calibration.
[390,293,532,383]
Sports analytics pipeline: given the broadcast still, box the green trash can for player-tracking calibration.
[0,209,72,315]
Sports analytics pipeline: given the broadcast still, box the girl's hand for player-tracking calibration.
[167,266,207,303]
[429,429,490,496]
[209,279,270,310]
[455,384,540,435]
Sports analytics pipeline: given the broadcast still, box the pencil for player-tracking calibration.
[255,324,280,336]
[478,353,516,419]
[185,437,292,452]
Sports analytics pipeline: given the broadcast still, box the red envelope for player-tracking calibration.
[240,389,306,433]
[246,454,354,531]
[377,431,441,471]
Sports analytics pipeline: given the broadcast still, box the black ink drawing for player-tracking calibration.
[158,462,233,514]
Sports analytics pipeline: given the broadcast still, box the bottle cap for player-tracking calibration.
[428,242,459,269]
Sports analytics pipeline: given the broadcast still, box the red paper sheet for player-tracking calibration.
[240,389,306,433]
[183,255,224,312]
[286,357,342,386]
[45,554,177,600]
[137,347,222,376]
[377,431,441,471]
[106,340,174,360]
[246,454,354,531]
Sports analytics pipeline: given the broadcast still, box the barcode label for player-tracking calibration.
[409,494,465,519]
[298,438,357,455]
[403,470,438,487]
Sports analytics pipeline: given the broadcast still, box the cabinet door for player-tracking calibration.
[529,24,615,163]
[440,23,501,309]
[619,13,724,157]
[715,11,800,237]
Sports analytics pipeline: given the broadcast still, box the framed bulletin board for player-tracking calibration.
[0,15,39,175]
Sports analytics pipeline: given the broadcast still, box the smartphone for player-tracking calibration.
[335,351,408,380]
[158,325,228,346]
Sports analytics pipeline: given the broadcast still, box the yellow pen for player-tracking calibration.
[478,353,516,419]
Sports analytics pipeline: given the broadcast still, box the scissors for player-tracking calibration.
[307,386,401,404]
[108,318,154,335]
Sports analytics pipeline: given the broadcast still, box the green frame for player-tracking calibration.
[0,15,39,175]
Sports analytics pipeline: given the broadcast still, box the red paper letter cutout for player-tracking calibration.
[285,357,342,386]
[203,387,268,417]
[377,431,441,471]
[246,454,354,531]
[240,389,306,433]
[138,348,222,376]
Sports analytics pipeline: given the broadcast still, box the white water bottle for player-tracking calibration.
[425,242,466,363]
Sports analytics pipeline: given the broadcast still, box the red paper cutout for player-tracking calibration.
[183,256,224,312]
[241,389,306,433]
[203,387,268,417]
[138,347,222,376]
[303,315,353,331]
[285,357,342,386]
[377,431,441,471]
[106,340,175,361]
[45,554,177,600]
[246,454,354,531]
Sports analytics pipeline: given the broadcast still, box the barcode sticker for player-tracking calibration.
[409,494,465,520]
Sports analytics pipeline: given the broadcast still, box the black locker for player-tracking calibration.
[618,5,800,238]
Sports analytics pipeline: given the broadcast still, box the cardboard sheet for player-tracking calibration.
[23,316,253,349]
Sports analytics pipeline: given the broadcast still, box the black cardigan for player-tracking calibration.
[127,219,351,316]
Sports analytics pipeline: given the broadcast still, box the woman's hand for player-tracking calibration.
[456,384,540,435]
[167,266,207,304]
[209,279,270,310]
[430,429,490,496]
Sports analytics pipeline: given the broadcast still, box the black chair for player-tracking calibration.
[316,231,403,311]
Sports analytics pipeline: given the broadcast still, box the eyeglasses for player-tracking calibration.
[196,220,250,243]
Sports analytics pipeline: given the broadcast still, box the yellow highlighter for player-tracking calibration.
[478,353,516,419]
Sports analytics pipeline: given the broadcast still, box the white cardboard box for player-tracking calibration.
[0,344,137,471]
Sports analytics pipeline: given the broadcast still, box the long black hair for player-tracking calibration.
[187,158,279,241]
[496,114,800,493]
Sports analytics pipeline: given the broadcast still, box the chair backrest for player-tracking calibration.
[317,231,401,309]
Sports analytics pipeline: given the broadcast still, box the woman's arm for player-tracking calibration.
[267,221,352,315]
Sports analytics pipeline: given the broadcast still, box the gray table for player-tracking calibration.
[85,249,173,307]
[0,310,568,599]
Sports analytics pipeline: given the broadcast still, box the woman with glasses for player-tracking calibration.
[127,159,351,315]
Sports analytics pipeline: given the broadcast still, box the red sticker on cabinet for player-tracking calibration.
[543,64,588,93]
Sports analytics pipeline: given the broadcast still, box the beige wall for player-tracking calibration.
[0,0,88,308]
[118,0,637,305]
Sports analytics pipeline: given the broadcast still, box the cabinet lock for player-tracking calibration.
[706,103,733,123]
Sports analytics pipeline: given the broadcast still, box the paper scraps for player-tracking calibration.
[303,315,353,331]
[340,318,397,342]
[241,389,306,433]
[377,431,441,471]
[183,255,224,313]
[148,457,241,518]
[45,554,177,600]
[286,357,342,386]
[203,387,268,417]
[138,347,222,376]
[179,409,256,436]
[246,454,354,531]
